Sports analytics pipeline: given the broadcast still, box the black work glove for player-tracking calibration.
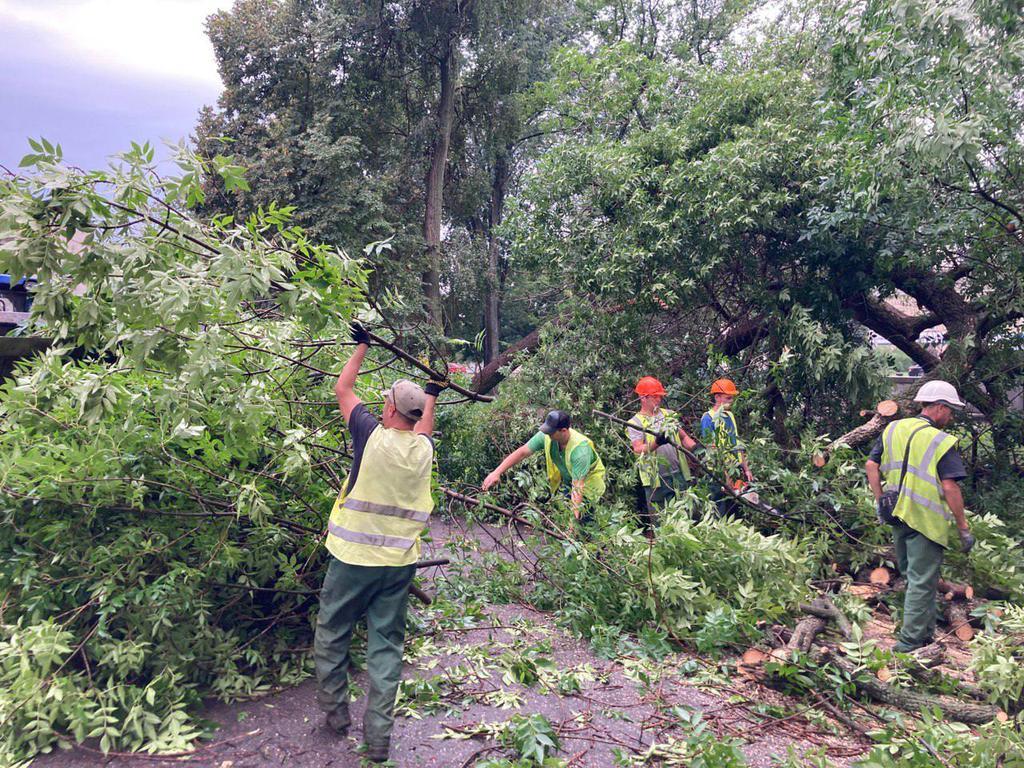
[424,379,448,398]
[654,432,670,447]
[349,321,371,346]
[959,529,976,554]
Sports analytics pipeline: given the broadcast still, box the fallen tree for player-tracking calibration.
[767,595,1007,725]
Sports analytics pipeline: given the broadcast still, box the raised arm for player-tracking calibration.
[335,323,371,425]
[482,445,534,491]
[415,380,447,436]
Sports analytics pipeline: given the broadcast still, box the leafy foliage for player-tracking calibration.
[0,146,371,761]
[502,713,561,765]
[528,508,812,652]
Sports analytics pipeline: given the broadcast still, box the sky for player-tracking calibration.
[0,0,232,172]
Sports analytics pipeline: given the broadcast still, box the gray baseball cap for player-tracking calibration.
[382,379,426,421]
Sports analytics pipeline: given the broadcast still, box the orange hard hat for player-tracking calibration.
[710,378,739,396]
[635,376,666,396]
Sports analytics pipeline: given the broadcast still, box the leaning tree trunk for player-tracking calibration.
[422,42,458,332]
[483,151,509,363]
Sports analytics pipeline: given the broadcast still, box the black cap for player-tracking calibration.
[539,409,571,435]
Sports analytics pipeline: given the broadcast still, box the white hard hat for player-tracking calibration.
[914,380,966,409]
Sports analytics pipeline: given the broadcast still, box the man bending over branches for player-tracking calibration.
[482,410,606,528]
[314,322,444,763]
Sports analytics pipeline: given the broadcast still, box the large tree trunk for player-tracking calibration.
[422,42,458,331]
[473,326,542,394]
[483,151,509,363]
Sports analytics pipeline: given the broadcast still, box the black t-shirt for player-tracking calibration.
[867,416,967,481]
[344,403,434,493]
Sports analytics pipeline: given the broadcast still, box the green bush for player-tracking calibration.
[531,506,813,651]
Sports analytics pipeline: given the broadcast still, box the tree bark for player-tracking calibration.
[846,293,942,371]
[472,326,542,393]
[781,600,1005,724]
[483,150,509,363]
[816,648,1001,724]
[813,401,900,467]
[422,41,458,331]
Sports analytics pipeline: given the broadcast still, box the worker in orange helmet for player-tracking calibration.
[700,378,754,515]
[626,376,698,533]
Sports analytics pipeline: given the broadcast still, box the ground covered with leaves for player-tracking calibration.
[31,519,867,768]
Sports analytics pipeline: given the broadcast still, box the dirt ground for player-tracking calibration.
[33,517,872,768]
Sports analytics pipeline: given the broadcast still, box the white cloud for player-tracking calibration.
[0,0,231,88]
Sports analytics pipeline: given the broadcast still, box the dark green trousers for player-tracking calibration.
[893,522,944,649]
[314,557,416,748]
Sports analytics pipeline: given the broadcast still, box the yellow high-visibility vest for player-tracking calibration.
[880,417,958,548]
[626,410,691,487]
[544,428,606,502]
[326,426,434,566]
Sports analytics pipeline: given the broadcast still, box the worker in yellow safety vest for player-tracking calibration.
[627,376,698,532]
[865,380,975,652]
[700,378,754,514]
[314,322,444,762]
[482,410,605,527]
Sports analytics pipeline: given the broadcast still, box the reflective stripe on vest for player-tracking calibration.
[544,429,606,502]
[880,418,957,548]
[627,410,690,486]
[326,425,434,566]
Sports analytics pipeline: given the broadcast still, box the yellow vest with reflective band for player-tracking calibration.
[880,417,958,548]
[544,429,606,502]
[326,426,434,566]
[627,410,691,487]
[703,408,741,450]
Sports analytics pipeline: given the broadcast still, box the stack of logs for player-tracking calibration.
[738,582,1009,726]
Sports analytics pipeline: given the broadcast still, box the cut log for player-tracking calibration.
[790,595,852,651]
[742,648,769,666]
[903,650,988,701]
[870,567,891,586]
[816,648,1002,724]
[876,400,899,417]
[814,401,899,466]
[945,601,975,642]
[937,579,974,601]
[785,594,1003,724]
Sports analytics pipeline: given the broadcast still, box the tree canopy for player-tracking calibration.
[2,0,1024,764]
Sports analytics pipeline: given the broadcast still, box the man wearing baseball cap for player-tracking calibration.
[865,380,974,652]
[627,376,698,532]
[482,410,605,525]
[314,321,445,762]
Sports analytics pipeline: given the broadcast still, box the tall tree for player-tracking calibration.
[198,0,568,347]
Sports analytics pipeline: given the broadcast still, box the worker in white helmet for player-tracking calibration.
[864,380,974,652]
